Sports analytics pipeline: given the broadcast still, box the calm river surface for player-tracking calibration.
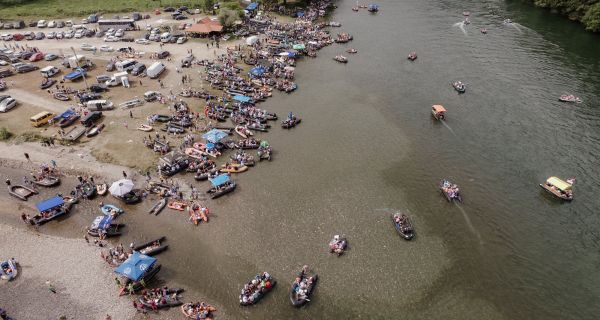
[8,0,600,319]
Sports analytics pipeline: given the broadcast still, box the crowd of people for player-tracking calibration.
[240,272,274,305]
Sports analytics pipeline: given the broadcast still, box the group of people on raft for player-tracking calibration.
[240,272,274,305]
[441,180,460,199]
[292,265,316,301]
[328,235,347,255]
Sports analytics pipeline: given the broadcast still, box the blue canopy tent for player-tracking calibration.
[114,251,157,281]
[91,215,113,230]
[210,174,230,187]
[233,95,251,103]
[249,66,265,77]
[36,196,64,212]
[246,3,258,11]
[206,142,216,150]
[202,129,228,143]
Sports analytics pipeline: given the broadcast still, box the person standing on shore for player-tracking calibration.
[24,152,30,162]
[122,171,127,179]
[46,280,56,293]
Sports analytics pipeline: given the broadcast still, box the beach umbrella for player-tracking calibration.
[202,129,228,143]
[210,174,230,187]
[260,140,269,148]
[109,179,134,197]
[246,36,259,46]
[114,251,157,281]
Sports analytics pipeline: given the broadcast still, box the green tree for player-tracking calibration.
[219,9,241,29]
[203,0,214,12]
[582,2,600,31]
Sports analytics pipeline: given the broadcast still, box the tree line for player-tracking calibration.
[528,0,600,32]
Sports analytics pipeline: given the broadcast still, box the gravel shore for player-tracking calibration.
[0,224,135,320]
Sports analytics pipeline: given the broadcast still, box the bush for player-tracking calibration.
[219,8,242,29]
[0,127,12,141]
[582,2,600,32]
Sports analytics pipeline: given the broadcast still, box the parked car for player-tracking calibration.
[56,21,65,28]
[23,32,35,40]
[13,34,24,41]
[44,53,58,61]
[131,63,146,76]
[19,51,34,59]
[104,36,118,42]
[115,29,124,37]
[37,20,47,28]
[28,21,37,27]
[85,30,95,37]
[164,7,175,12]
[0,60,7,66]
[13,21,25,29]
[16,64,38,73]
[35,32,45,40]
[105,28,115,36]
[74,31,83,39]
[80,43,96,51]
[99,45,113,52]
[174,15,187,20]
[157,50,170,59]
[96,74,111,83]
[2,23,13,30]
[89,84,108,93]
[64,31,74,39]
[48,20,56,28]
[135,38,150,45]
[105,61,115,72]
[56,31,65,39]
[95,30,105,38]
[0,97,17,112]
[65,20,73,27]
[29,52,44,62]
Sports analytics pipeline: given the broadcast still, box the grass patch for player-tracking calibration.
[0,127,13,141]
[0,0,210,19]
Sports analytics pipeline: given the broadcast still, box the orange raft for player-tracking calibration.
[431,105,446,120]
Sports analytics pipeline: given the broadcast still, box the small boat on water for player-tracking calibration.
[181,302,217,319]
[558,94,582,103]
[290,266,318,307]
[7,184,38,201]
[189,204,209,225]
[352,6,359,12]
[220,163,248,174]
[148,198,168,215]
[235,125,253,139]
[185,147,206,160]
[137,124,153,132]
[53,92,70,101]
[408,52,417,61]
[133,236,168,256]
[138,288,183,309]
[207,174,236,199]
[392,213,415,240]
[168,201,187,211]
[0,258,18,281]
[87,215,125,238]
[440,179,462,202]
[480,28,488,34]
[30,195,73,225]
[463,11,471,16]
[258,146,272,161]
[452,81,466,93]
[101,204,123,217]
[282,117,301,129]
[86,124,104,137]
[96,183,107,196]
[239,272,276,306]
[333,55,348,63]
[329,235,347,256]
[346,48,358,54]
[31,175,60,187]
[247,122,269,132]
[463,18,470,25]
[431,105,446,120]
[194,165,218,181]
[503,18,512,24]
[368,4,379,13]
[539,176,574,201]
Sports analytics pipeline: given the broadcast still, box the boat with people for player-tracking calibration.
[480,28,488,34]
[463,18,470,25]
[207,174,236,199]
[257,145,272,161]
[431,105,446,120]
[87,215,124,238]
[31,175,60,187]
[239,272,276,306]
[453,81,466,93]
[53,92,70,101]
[440,179,462,202]
[230,150,255,167]
[234,125,253,139]
[235,138,260,149]
[329,235,347,256]
[0,258,18,281]
[329,21,342,27]
[539,176,574,201]
[503,18,512,24]
[189,203,209,225]
[96,183,107,196]
[194,164,218,181]
[408,52,417,61]
[185,147,206,160]
[247,122,269,132]
[80,181,97,199]
[148,198,168,215]
[181,302,217,319]
[30,195,73,225]
[101,204,123,217]
[290,265,318,307]
[220,163,248,174]
[392,213,415,240]
[118,190,141,204]
[282,116,301,129]
[347,48,358,54]
[368,4,379,13]
[137,124,153,132]
[116,252,162,296]
[334,55,348,63]
[133,236,168,256]
[7,182,38,201]
[138,287,183,309]
[558,94,582,103]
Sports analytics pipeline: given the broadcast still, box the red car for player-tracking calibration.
[29,52,44,62]
[13,33,24,41]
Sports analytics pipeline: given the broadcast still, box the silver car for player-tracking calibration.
[0,97,17,112]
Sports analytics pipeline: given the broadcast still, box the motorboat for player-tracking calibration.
[100,204,123,217]
[463,11,471,16]
[86,123,104,137]
[220,163,248,174]
[53,92,70,101]
[503,19,512,24]
[452,81,466,93]
[290,266,318,307]
[168,201,187,211]
[282,117,301,129]
[368,4,379,13]
[346,48,358,54]
[207,174,236,199]
[148,198,167,215]
[87,215,124,237]
[333,55,348,63]
[40,78,56,89]
[480,28,488,34]
[431,105,446,120]
[133,236,168,256]
[558,94,582,103]
[540,176,574,201]
[239,272,276,306]
[30,195,73,225]
[408,52,417,61]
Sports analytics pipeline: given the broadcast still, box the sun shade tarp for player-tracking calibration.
[114,251,157,281]
[547,177,571,191]
[210,174,230,187]
[36,196,64,212]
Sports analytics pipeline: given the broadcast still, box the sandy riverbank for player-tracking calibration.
[0,224,135,320]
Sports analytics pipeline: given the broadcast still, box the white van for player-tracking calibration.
[105,71,129,87]
[160,32,171,43]
[116,59,137,72]
[146,61,165,79]
[37,20,47,28]
[40,66,59,78]
[86,99,114,111]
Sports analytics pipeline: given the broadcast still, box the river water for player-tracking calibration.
[6,0,600,319]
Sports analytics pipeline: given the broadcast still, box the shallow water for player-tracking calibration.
[4,0,600,319]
